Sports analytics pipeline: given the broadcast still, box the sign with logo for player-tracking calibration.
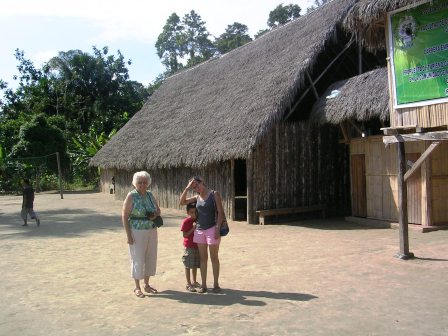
[388,0,448,107]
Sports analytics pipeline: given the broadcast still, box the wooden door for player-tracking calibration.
[351,154,367,217]
[406,153,422,224]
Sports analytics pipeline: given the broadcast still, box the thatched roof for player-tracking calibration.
[343,0,422,51]
[310,67,389,124]
[91,0,356,170]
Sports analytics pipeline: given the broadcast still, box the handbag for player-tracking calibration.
[152,215,164,228]
[146,192,163,228]
[211,191,230,236]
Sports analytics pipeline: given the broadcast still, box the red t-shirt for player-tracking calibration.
[180,217,198,248]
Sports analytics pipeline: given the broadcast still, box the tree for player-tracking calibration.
[215,22,253,54]
[69,126,117,182]
[267,4,301,28]
[155,13,185,74]
[182,10,216,67]
[156,10,215,73]
[10,114,69,176]
[0,47,148,189]
[255,28,270,39]
[47,47,148,133]
[307,0,330,12]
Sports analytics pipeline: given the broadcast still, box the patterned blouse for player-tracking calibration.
[129,190,157,230]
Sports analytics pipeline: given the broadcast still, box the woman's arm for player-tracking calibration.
[214,191,224,238]
[122,193,134,244]
[179,179,198,205]
[149,194,161,219]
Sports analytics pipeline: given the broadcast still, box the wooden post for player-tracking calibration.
[246,154,255,224]
[421,145,433,227]
[56,152,64,199]
[396,141,414,259]
[230,159,235,221]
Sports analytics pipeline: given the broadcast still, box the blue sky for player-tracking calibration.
[0,0,314,89]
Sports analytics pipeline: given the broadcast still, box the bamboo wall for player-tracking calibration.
[350,136,448,225]
[391,102,448,128]
[251,122,350,215]
[99,169,116,194]
[101,163,234,217]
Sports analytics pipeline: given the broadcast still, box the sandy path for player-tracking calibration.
[0,191,447,335]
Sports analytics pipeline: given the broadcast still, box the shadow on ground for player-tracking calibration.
[151,288,318,306]
[264,217,385,231]
[0,208,182,239]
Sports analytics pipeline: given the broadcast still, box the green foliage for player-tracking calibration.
[68,127,117,182]
[11,114,69,175]
[155,13,185,74]
[267,4,301,28]
[156,10,216,74]
[0,47,148,191]
[307,0,330,13]
[215,23,253,54]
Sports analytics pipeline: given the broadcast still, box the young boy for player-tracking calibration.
[21,178,40,227]
[180,203,200,292]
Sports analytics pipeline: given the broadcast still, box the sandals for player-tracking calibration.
[144,284,158,294]
[212,286,222,293]
[186,284,197,292]
[133,288,145,298]
[197,286,208,294]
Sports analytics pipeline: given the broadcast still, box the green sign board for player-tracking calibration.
[389,0,448,106]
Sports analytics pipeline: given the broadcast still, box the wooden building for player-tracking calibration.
[339,0,448,257]
[91,0,384,224]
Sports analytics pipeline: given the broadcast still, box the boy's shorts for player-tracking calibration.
[21,208,37,220]
[193,226,221,245]
[182,247,200,269]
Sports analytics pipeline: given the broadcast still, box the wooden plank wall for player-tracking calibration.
[106,163,234,217]
[99,168,116,194]
[251,122,350,215]
[391,102,448,128]
[350,137,448,225]
[431,141,448,225]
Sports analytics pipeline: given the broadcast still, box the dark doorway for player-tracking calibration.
[234,159,247,221]
[351,154,367,217]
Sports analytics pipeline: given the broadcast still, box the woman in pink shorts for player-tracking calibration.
[180,176,224,293]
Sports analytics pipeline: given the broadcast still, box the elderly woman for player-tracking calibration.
[180,176,224,293]
[122,171,161,298]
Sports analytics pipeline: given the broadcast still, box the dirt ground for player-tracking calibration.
[0,191,447,336]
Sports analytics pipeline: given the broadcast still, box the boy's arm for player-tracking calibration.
[181,219,196,237]
[182,223,196,237]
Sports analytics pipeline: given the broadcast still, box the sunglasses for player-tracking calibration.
[193,177,202,183]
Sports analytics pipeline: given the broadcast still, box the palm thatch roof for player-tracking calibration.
[310,67,389,124]
[343,0,422,51]
[91,0,356,170]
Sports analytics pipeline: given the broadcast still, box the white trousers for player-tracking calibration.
[129,228,158,280]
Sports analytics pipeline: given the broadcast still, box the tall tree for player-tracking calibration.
[267,4,301,28]
[215,22,253,54]
[47,47,147,132]
[155,13,185,74]
[182,10,216,67]
[156,10,215,73]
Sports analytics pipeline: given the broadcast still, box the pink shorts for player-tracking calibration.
[193,226,221,245]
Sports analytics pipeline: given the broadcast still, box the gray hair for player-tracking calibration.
[132,171,152,188]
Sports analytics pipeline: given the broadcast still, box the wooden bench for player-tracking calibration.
[256,205,326,225]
